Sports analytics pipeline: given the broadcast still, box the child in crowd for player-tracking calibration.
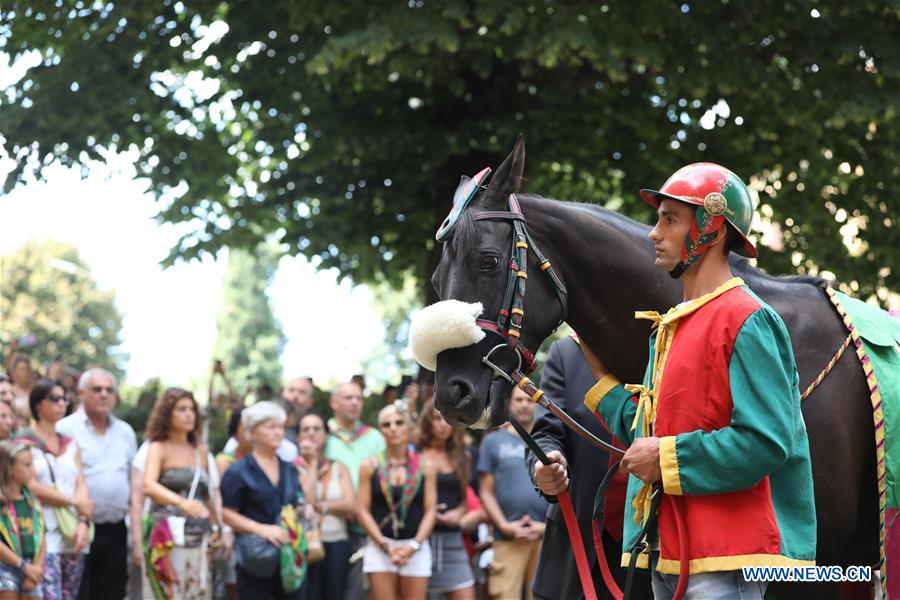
[0,441,46,598]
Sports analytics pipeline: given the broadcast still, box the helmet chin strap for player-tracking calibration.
[669,206,726,280]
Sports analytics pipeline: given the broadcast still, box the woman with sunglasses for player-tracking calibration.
[297,412,354,600]
[16,380,93,600]
[358,402,437,600]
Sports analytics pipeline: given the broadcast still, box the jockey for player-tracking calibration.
[571,163,817,598]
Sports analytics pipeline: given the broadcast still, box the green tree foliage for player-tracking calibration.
[2,1,897,299]
[0,240,126,377]
[212,243,285,392]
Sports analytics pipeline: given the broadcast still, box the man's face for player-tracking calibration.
[283,378,313,412]
[508,387,535,425]
[0,381,14,404]
[648,199,695,272]
[79,372,116,419]
[330,383,363,424]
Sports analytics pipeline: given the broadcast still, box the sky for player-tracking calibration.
[0,154,387,389]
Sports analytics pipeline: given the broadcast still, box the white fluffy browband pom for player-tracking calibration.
[408,300,486,371]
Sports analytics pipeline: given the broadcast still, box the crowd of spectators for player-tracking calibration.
[0,345,549,600]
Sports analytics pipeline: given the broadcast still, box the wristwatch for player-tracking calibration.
[408,539,421,552]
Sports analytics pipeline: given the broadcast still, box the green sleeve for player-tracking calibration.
[584,351,653,447]
[659,308,801,496]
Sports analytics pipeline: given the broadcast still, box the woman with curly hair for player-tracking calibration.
[415,401,477,600]
[141,389,222,600]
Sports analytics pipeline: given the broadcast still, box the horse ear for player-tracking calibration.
[482,135,525,208]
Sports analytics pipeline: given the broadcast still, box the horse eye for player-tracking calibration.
[479,256,500,272]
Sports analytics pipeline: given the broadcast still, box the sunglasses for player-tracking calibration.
[379,419,406,428]
[90,386,115,394]
[46,394,67,404]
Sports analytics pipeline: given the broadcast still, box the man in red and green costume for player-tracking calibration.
[579,163,817,597]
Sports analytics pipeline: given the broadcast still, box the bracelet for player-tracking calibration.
[78,515,89,524]
[321,502,329,516]
[17,558,26,571]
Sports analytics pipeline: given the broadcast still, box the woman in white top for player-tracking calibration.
[17,379,92,600]
[296,412,354,600]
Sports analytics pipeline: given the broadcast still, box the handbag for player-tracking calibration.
[41,449,95,545]
[235,533,279,578]
[167,448,203,547]
[305,466,331,564]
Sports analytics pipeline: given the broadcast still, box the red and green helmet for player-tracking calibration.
[640,163,757,275]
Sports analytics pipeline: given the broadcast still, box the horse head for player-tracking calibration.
[426,137,567,428]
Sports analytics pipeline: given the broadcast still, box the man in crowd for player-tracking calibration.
[527,337,650,599]
[478,387,549,600]
[282,375,314,443]
[324,381,385,600]
[57,368,137,600]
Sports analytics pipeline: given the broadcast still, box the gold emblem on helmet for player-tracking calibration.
[703,192,727,216]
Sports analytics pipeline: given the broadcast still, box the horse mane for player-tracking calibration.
[520,193,828,289]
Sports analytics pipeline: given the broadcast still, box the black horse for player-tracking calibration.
[431,138,877,598]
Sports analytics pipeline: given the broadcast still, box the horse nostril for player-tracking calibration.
[450,379,472,403]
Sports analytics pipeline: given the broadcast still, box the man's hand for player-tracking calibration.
[533,451,569,497]
[620,437,661,483]
[576,336,609,381]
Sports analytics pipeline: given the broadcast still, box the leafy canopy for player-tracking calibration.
[2,1,897,300]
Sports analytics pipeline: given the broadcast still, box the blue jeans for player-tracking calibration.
[650,551,767,599]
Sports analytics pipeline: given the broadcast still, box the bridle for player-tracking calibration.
[471,192,567,377]
[463,187,625,458]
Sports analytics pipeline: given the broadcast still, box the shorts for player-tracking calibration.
[428,531,474,593]
[0,560,43,597]
[362,538,432,578]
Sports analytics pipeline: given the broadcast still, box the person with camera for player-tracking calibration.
[221,401,307,600]
[142,388,222,600]
[297,412,354,600]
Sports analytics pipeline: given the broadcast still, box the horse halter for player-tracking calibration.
[435,167,568,381]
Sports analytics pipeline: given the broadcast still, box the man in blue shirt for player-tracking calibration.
[478,387,549,600]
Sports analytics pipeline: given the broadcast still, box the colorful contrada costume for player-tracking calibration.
[585,163,818,575]
[585,278,817,573]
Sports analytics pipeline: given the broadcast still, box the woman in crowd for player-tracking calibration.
[213,408,250,600]
[0,402,16,441]
[215,409,252,478]
[142,388,222,600]
[17,379,91,600]
[221,401,306,600]
[358,401,437,600]
[0,441,46,598]
[416,401,476,600]
[296,412,354,600]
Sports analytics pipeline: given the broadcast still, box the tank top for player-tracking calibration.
[316,466,348,543]
[435,471,463,531]
[369,469,425,541]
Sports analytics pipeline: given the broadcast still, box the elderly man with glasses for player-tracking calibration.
[57,368,137,600]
